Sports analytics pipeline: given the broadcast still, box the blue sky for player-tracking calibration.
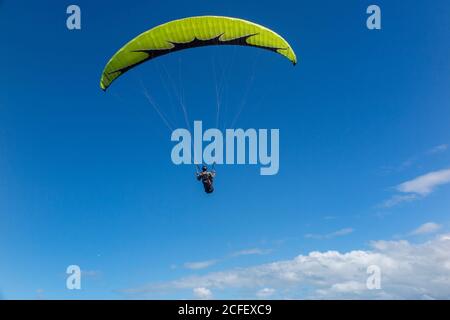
[1,0,450,299]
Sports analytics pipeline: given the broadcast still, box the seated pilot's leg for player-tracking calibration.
[203,180,214,193]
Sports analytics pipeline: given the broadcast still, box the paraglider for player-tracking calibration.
[196,165,216,194]
[99,16,297,194]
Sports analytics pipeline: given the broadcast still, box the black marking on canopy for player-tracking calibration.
[107,33,287,78]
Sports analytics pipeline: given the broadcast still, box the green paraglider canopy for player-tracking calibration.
[100,16,297,91]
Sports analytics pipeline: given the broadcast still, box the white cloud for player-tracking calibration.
[256,288,275,298]
[381,168,450,207]
[130,233,450,299]
[305,228,354,240]
[410,222,442,235]
[193,287,213,299]
[184,260,217,270]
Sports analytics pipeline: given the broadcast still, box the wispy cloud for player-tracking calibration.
[380,194,418,208]
[125,233,450,299]
[381,168,450,207]
[256,288,275,298]
[382,144,448,174]
[397,169,450,195]
[81,270,102,278]
[231,248,271,257]
[184,260,218,270]
[305,228,354,240]
[193,287,213,299]
[180,248,272,271]
[427,144,448,155]
[36,289,45,300]
[410,222,442,236]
